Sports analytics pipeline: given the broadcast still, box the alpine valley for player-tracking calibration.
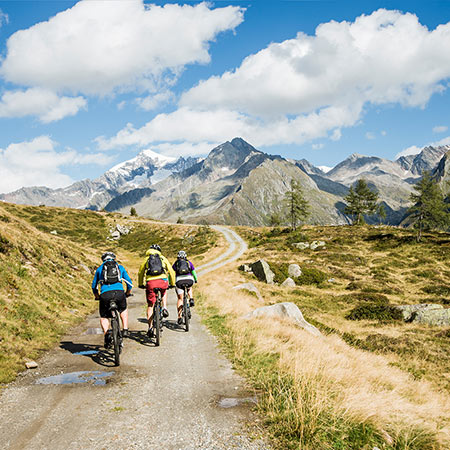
[2,138,449,226]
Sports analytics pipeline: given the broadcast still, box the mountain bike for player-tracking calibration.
[109,299,122,366]
[152,288,164,346]
[180,283,192,332]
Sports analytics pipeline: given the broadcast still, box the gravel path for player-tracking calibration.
[0,227,268,450]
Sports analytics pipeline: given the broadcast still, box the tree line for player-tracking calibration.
[273,173,450,242]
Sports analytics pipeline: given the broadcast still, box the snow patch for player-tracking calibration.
[318,165,332,173]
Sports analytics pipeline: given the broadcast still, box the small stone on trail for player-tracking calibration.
[25,361,38,369]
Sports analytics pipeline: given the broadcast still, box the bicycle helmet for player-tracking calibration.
[101,251,116,261]
[149,244,161,252]
[177,250,187,259]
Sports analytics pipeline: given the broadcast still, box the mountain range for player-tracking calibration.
[1,137,449,226]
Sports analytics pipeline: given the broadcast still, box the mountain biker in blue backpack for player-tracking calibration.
[92,252,133,348]
[172,250,198,325]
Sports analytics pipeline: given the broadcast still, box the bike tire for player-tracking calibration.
[183,290,190,332]
[154,295,161,347]
[111,311,120,366]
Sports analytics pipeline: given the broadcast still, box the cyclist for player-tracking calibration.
[138,244,176,338]
[172,250,198,325]
[92,252,132,348]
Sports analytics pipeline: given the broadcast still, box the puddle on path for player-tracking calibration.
[218,397,258,408]
[74,350,99,356]
[36,371,113,386]
[84,328,103,335]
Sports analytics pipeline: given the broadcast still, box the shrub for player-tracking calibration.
[421,284,450,296]
[346,304,403,322]
[294,267,327,286]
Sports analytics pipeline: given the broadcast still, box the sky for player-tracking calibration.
[0,0,450,193]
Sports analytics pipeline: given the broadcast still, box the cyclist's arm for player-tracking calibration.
[189,261,198,282]
[138,259,147,287]
[91,267,101,298]
[162,255,176,286]
[120,266,133,292]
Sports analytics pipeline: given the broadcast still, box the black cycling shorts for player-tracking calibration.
[99,290,127,318]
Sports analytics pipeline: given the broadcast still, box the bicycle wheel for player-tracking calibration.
[111,311,120,366]
[183,289,190,332]
[154,294,161,347]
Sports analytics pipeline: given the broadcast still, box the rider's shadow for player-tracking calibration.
[59,341,116,367]
[126,330,155,347]
[164,319,185,333]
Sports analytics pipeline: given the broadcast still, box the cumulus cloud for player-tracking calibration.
[0,136,114,193]
[0,88,87,122]
[98,9,450,151]
[395,145,422,159]
[135,91,174,111]
[433,125,448,133]
[0,1,244,97]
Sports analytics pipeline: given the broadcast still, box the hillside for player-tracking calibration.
[0,202,218,384]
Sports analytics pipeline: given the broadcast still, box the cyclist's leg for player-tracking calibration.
[116,290,128,330]
[175,284,183,318]
[145,281,157,329]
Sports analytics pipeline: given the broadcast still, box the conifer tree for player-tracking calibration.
[344,179,379,225]
[408,171,449,242]
[283,179,310,230]
[130,207,137,217]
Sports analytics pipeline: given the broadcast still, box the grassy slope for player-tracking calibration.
[0,203,217,385]
[197,224,450,450]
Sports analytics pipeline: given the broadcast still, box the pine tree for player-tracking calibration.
[377,203,387,225]
[283,179,310,230]
[130,207,137,217]
[344,179,379,225]
[408,171,449,242]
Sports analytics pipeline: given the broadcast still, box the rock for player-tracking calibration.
[288,264,301,278]
[250,259,275,284]
[79,263,91,274]
[238,264,252,273]
[328,278,336,283]
[414,308,450,326]
[281,277,296,287]
[293,242,309,250]
[110,230,121,240]
[50,230,58,235]
[116,224,130,235]
[395,304,443,322]
[310,240,326,250]
[243,302,321,337]
[232,283,263,301]
[25,361,38,369]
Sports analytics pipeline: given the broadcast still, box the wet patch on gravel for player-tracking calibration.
[84,328,103,335]
[217,396,258,408]
[36,371,113,386]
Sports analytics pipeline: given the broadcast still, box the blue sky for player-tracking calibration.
[0,0,450,193]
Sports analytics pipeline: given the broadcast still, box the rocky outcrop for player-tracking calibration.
[108,224,132,240]
[243,302,321,337]
[232,283,263,301]
[281,277,296,287]
[288,264,301,278]
[250,259,275,284]
[394,304,450,326]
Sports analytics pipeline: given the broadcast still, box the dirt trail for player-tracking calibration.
[0,227,267,450]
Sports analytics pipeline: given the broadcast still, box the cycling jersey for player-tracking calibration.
[92,262,132,295]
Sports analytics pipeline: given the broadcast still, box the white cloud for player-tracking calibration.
[99,9,450,151]
[0,1,244,97]
[432,135,450,147]
[433,125,448,133]
[152,142,215,158]
[0,88,87,122]
[381,130,387,136]
[0,136,114,193]
[395,145,422,159]
[136,91,174,111]
[365,131,376,140]
[312,143,324,150]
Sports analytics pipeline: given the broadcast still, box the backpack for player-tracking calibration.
[146,253,164,276]
[175,258,190,275]
[102,260,121,284]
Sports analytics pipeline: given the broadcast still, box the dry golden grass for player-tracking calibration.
[199,252,450,449]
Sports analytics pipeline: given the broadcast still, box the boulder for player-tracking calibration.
[50,230,58,235]
[293,242,309,250]
[395,304,443,322]
[110,230,121,240]
[25,361,38,369]
[414,308,450,326]
[288,264,302,278]
[243,302,321,337]
[281,277,296,287]
[232,283,263,301]
[250,259,275,284]
[310,240,326,250]
[238,264,253,273]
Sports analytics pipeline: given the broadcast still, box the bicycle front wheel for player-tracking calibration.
[111,312,121,366]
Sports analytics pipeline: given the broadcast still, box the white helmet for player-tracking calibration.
[177,250,187,259]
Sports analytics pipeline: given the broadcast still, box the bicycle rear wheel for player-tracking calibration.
[111,311,120,366]
[183,290,190,332]
[154,295,161,346]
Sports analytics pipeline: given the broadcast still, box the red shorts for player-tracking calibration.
[146,279,169,306]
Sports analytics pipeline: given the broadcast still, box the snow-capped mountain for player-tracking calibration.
[0,149,201,210]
